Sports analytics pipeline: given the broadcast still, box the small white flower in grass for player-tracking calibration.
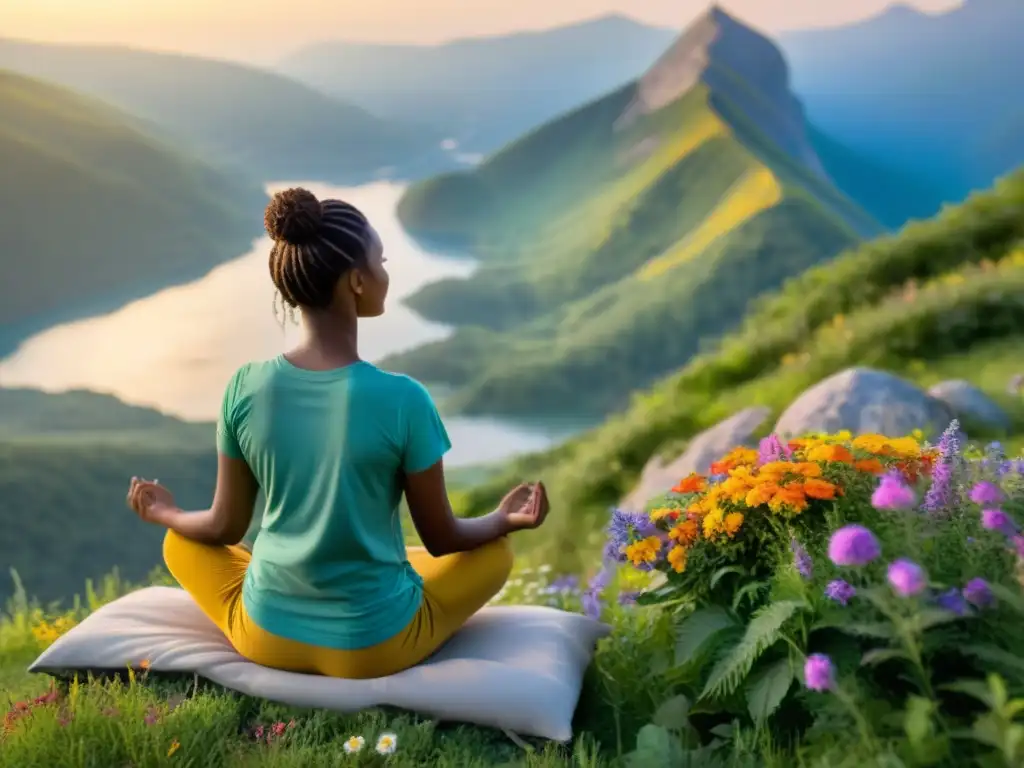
[539,564,552,574]
[375,732,398,754]
[343,735,365,753]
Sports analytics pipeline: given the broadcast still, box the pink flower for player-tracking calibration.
[804,654,835,691]
[970,481,1004,506]
[888,559,927,597]
[828,525,881,567]
[871,471,917,511]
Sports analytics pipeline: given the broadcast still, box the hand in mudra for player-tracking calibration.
[499,482,550,531]
[126,476,177,524]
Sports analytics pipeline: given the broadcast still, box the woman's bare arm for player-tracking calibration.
[131,454,259,546]
[403,462,548,557]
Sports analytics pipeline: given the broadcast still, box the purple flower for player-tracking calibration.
[936,588,969,616]
[605,508,657,563]
[617,591,639,606]
[887,559,928,597]
[791,538,813,580]
[871,471,917,511]
[963,578,995,609]
[828,525,881,567]
[544,575,580,596]
[581,566,611,619]
[970,482,1005,506]
[981,508,1017,536]
[824,579,857,606]
[758,433,792,465]
[804,654,835,692]
[922,420,962,515]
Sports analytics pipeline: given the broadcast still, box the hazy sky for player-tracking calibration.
[4,0,962,63]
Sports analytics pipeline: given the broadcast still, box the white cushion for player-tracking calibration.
[28,586,609,741]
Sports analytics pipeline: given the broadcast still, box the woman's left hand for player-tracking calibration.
[126,477,179,526]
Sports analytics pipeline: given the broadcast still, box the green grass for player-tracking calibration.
[0,69,265,350]
[387,75,874,419]
[0,567,688,768]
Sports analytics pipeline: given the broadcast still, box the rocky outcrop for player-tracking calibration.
[616,5,824,175]
[620,406,770,511]
[927,379,1011,431]
[774,367,954,438]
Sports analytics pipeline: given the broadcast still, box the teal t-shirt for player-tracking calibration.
[217,356,451,650]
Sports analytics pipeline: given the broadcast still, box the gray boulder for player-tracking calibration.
[927,379,1011,431]
[620,406,770,511]
[774,367,955,438]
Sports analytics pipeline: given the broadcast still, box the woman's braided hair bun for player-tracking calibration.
[264,187,322,245]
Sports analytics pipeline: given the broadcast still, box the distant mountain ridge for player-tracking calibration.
[778,0,1024,214]
[0,38,442,183]
[277,14,677,155]
[384,7,879,419]
[618,6,824,177]
[0,69,263,353]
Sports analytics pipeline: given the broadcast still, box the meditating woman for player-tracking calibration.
[125,187,550,679]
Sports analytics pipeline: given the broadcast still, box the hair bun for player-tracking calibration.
[264,187,323,245]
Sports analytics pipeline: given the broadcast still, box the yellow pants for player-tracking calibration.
[162,530,513,679]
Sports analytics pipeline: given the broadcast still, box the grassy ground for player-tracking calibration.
[1,567,691,768]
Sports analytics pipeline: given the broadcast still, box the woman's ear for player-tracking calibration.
[348,268,364,295]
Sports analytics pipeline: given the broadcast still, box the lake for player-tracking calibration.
[0,181,567,467]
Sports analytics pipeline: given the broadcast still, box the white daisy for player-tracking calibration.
[375,732,398,755]
[343,735,365,754]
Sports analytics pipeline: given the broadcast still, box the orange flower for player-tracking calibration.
[792,462,823,477]
[802,478,837,500]
[854,458,885,474]
[669,519,700,546]
[672,473,707,494]
[768,483,808,514]
[745,482,780,507]
[724,512,744,536]
[667,545,688,573]
[806,444,854,464]
[140,659,152,670]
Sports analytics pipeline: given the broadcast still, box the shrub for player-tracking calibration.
[588,423,1024,765]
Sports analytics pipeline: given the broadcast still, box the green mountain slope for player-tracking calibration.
[0,70,268,351]
[0,389,218,604]
[459,167,1024,569]
[386,7,879,419]
[0,38,438,183]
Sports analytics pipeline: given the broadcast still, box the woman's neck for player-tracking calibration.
[288,313,360,370]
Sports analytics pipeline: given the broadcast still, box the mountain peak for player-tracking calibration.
[617,6,825,174]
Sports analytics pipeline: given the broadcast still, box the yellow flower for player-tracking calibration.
[168,740,180,757]
[806,444,854,464]
[624,536,662,567]
[745,482,779,508]
[724,513,744,537]
[649,507,675,522]
[702,508,725,538]
[720,474,755,504]
[667,545,688,573]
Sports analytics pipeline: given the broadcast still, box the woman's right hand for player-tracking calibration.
[499,482,550,531]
